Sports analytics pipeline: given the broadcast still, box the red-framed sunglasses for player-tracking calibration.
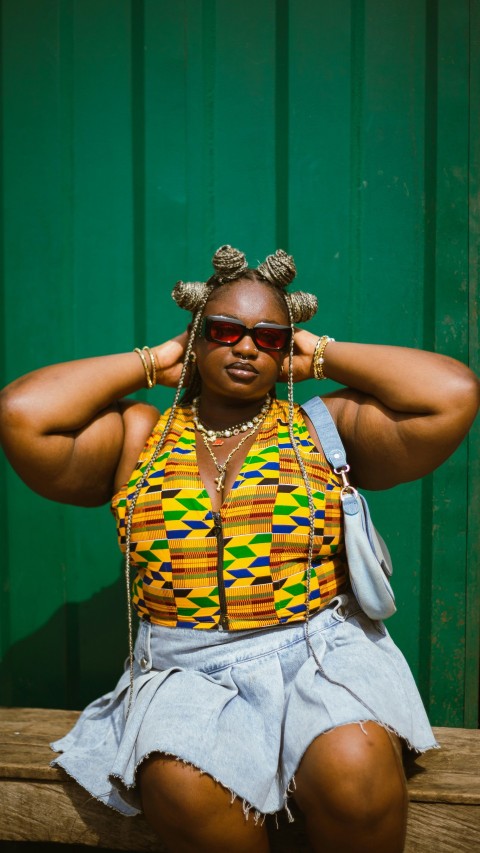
[202,315,292,352]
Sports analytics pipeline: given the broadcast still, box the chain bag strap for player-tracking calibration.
[301,396,396,620]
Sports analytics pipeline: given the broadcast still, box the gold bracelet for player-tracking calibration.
[312,336,335,380]
[134,347,155,388]
[142,346,157,387]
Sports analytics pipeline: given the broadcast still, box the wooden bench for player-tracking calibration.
[0,708,479,852]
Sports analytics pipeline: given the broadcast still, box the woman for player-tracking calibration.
[0,246,478,853]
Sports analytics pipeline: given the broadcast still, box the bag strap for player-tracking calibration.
[300,396,347,469]
[301,396,394,579]
[300,396,358,514]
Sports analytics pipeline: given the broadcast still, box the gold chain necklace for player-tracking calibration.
[196,397,272,492]
[192,395,271,446]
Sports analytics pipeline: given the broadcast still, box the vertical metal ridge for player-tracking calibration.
[0,0,6,407]
[423,0,438,354]
[465,0,480,727]
[202,0,216,252]
[275,0,289,249]
[59,0,78,709]
[0,0,5,387]
[348,0,365,341]
[131,0,146,348]
[59,0,75,354]
[0,0,10,690]
[418,0,438,716]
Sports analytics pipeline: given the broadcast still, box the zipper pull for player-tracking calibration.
[211,511,229,631]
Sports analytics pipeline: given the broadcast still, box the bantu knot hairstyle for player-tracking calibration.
[255,249,318,323]
[212,244,249,282]
[285,290,318,324]
[256,249,296,287]
[171,244,318,323]
[171,280,212,311]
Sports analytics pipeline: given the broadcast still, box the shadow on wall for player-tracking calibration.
[0,569,129,710]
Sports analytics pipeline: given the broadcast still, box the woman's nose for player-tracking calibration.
[231,332,258,356]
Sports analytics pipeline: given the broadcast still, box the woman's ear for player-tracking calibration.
[278,351,289,382]
[183,343,198,387]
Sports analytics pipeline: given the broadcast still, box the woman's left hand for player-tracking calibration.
[279,328,319,382]
[151,332,190,388]
[282,330,479,490]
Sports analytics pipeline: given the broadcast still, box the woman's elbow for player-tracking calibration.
[0,384,26,438]
[448,365,480,428]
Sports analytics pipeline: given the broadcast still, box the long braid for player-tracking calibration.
[123,295,211,719]
[283,295,317,651]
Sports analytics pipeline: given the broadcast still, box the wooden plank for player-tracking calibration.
[405,726,480,803]
[1,712,479,790]
[0,747,64,780]
[1,780,478,853]
[1,711,480,852]
[405,803,480,852]
[0,709,77,779]
[406,771,480,804]
[3,711,480,801]
[1,708,479,853]
[0,779,166,850]
[0,706,79,731]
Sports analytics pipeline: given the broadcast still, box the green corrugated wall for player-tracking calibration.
[0,0,478,726]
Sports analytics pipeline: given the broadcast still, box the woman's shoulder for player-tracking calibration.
[120,398,162,442]
[113,400,161,499]
[112,400,193,502]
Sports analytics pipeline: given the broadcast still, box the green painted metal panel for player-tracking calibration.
[0,0,478,725]
[466,0,480,728]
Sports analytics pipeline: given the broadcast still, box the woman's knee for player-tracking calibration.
[293,722,408,826]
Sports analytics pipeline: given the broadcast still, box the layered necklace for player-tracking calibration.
[192,394,271,492]
[192,395,271,445]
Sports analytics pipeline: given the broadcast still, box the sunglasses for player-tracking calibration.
[202,315,292,352]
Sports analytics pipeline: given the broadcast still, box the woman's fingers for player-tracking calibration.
[280,329,318,382]
[153,332,190,387]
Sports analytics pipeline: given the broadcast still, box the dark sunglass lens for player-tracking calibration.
[254,327,290,350]
[207,320,243,344]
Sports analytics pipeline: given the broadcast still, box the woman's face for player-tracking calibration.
[194,279,289,404]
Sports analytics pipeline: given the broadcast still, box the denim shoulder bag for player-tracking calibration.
[301,396,396,621]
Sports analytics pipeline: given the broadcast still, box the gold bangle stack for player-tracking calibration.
[312,336,335,381]
[134,346,157,388]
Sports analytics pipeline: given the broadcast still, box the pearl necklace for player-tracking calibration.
[192,395,271,446]
[193,396,272,491]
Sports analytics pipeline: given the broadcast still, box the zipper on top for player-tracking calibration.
[212,511,229,630]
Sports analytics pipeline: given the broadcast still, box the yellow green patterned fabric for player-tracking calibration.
[111,399,348,629]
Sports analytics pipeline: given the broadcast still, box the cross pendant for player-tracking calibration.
[215,471,226,492]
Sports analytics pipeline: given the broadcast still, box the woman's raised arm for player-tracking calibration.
[290,329,479,490]
[0,334,188,506]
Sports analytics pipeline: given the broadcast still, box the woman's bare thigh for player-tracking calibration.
[138,753,270,853]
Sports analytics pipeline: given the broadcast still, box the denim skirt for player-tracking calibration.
[50,592,437,818]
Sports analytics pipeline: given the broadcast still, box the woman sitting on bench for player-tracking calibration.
[0,246,478,853]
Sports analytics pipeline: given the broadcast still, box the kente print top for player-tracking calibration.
[111,398,349,630]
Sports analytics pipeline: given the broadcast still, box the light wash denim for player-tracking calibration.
[51,592,437,818]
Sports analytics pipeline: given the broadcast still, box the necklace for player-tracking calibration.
[195,396,272,492]
[192,395,271,446]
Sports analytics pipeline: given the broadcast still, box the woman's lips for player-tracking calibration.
[225,362,259,380]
